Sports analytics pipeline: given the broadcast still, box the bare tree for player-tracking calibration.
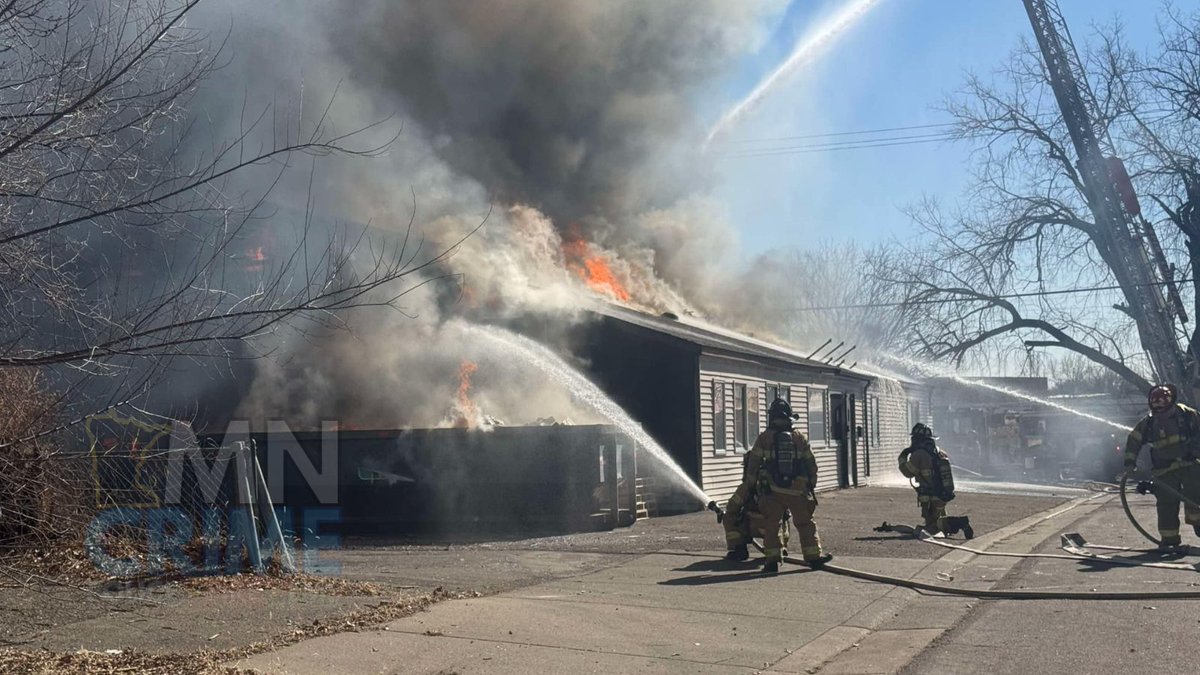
[893,8,1200,393]
[0,0,458,441]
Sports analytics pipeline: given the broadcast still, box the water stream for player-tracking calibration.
[463,323,713,505]
[705,0,883,145]
[879,352,1133,432]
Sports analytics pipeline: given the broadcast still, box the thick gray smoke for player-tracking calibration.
[177,0,792,429]
[326,0,783,226]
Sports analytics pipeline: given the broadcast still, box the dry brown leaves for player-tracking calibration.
[0,586,475,674]
[177,572,387,597]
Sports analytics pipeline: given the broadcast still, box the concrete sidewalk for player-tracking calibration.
[233,492,1109,674]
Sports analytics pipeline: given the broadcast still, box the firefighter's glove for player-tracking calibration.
[1136,480,1155,496]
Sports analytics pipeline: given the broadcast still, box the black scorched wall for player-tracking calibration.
[570,315,701,505]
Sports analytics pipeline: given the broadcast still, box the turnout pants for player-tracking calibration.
[919,495,948,533]
[758,490,822,563]
[1154,463,1200,545]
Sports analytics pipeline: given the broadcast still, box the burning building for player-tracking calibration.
[512,303,933,507]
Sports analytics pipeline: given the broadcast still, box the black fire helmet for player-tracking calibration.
[910,422,938,440]
[768,397,797,421]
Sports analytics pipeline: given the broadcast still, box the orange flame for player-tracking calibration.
[453,360,479,428]
[561,231,631,302]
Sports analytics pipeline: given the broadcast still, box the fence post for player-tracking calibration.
[254,450,296,574]
[236,442,264,574]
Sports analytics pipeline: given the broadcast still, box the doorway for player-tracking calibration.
[830,393,852,488]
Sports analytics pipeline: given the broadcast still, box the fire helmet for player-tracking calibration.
[910,423,937,440]
[768,398,796,421]
[1148,384,1178,413]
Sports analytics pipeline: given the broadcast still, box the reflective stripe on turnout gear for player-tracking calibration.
[1160,528,1179,537]
[1152,458,1200,477]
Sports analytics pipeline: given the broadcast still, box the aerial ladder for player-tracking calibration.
[1021,0,1189,391]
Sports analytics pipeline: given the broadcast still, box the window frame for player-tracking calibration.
[745,385,760,450]
[712,380,727,456]
[733,382,748,453]
[808,387,828,444]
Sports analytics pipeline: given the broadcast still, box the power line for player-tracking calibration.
[721,121,958,144]
[716,133,962,159]
[789,277,1196,312]
[714,108,1180,158]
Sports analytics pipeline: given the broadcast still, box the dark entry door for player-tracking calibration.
[830,393,850,488]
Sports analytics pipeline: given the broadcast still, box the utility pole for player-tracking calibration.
[1022,0,1188,393]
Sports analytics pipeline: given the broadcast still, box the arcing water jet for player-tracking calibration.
[879,352,1133,432]
[705,0,884,145]
[463,322,713,505]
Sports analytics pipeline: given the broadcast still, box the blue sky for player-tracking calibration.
[712,0,1180,258]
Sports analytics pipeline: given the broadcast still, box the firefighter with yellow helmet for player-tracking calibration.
[1123,384,1200,550]
[899,423,973,538]
[724,397,832,574]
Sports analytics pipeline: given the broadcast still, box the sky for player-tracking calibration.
[711,0,1180,258]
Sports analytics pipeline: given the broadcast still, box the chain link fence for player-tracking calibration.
[1,411,294,580]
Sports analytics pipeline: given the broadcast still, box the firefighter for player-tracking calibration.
[898,424,973,538]
[1123,384,1200,550]
[724,398,831,574]
[722,454,790,561]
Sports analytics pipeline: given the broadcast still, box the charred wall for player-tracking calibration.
[203,425,637,538]
[569,315,702,491]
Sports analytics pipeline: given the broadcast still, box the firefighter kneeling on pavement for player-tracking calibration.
[1123,384,1200,550]
[898,423,973,539]
[723,398,832,574]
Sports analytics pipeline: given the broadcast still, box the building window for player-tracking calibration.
[746,386,760,448]
[908,399,921,428]
[734,383,747,451]
[809,389,827,442]
[766,383,789,407]
[713,381,726,454]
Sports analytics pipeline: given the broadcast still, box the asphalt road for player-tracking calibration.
[901,496,1200,675]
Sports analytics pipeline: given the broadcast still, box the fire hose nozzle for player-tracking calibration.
[707,500,724,523]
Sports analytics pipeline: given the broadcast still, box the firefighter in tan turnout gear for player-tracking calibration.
[724,398,832,574]
[1123,384,1200,550]
[899,424,973,539]
[722,454,791,562]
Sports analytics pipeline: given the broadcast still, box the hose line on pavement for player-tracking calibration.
[743,508,1200,600]
[794,557,1200,600]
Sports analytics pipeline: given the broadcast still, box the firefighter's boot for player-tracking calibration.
[763,560,779,575]
[944,516,974,540]
[961,517,975,540]
[1158,537,1185,554]
[725,544,749,562]
[804,553,833,568]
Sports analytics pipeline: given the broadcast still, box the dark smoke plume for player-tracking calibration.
[324,0,784,245]
[174,0,795,429]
